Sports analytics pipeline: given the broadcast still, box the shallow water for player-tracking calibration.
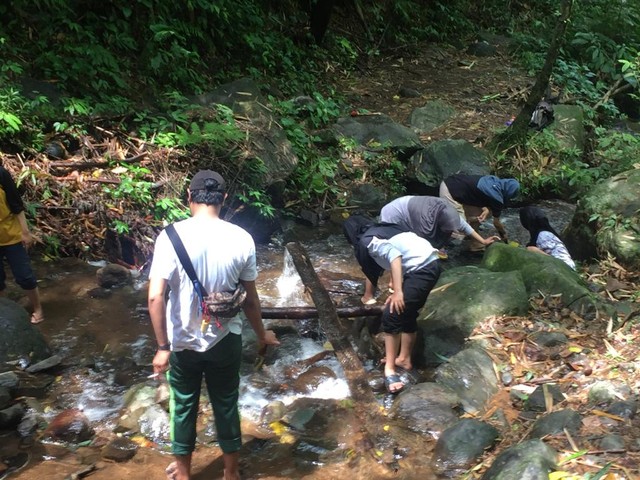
[4,202,576,479]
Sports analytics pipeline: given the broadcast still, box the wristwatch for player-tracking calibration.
[157,343,171,351]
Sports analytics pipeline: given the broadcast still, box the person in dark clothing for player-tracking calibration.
[519,206,575,269]
[439,174,520,251]
[0,165,44,324]
[343,215,440,394]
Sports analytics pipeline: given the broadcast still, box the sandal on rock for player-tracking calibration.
[384,374,405,394]
[30,313,45,325]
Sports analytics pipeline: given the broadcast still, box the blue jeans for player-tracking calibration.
[0,242,37,291]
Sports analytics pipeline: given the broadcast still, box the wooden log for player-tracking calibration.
[285,241,397,468]
[261,305,382,319]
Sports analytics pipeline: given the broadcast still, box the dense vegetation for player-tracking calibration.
[1,0,639,258]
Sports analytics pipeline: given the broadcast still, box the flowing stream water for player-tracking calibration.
[4,201,576,479]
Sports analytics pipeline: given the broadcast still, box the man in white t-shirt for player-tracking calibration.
[148,170,279,480]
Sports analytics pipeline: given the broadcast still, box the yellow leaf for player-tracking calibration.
[383,425,390,431]
[548,471,572,480]
[568,346,582,353]
[269,421,286,436]
[510,352,517,364]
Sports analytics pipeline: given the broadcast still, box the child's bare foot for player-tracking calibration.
[30,312,45,324]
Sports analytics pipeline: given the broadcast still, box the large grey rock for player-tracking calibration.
[421,265,528,333]
[564,169,640,269]
[332,114,423,161]
[409,139,490,189]
[528,409,582,439]
[432,419,499,476]
[191,77,298,186]
[481,439,557,480]
[435,348,499,415]
[387,382,460,437]
[417,266,528,365]
[0,298,51,364]
[409,100,456,133]
[42,408,94,443]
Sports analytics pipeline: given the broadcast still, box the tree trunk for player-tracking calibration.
[285,241,398,468]
[489,0,574,153]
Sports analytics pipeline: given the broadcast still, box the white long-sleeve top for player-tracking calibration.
[367,232,439,274]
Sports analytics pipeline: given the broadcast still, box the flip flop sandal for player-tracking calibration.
[384,374,405,394]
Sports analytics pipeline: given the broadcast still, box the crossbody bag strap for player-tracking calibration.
[165,224,207,298]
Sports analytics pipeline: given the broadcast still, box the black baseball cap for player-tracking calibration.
[189,170,226,192]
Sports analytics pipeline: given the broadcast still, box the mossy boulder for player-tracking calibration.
[564,169,640,270]
[416,265,528,365]
[480,243,600,313]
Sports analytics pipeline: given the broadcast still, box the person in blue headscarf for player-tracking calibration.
[439,174,520,251]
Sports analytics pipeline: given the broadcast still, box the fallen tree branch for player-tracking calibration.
[285,241,399,469]
[47,152,148,170]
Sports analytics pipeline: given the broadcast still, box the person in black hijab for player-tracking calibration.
[519,206,575,269]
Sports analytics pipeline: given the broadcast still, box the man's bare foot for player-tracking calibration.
[166,461,189,480]
[361,297,376,305]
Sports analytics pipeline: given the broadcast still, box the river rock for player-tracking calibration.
[0,403,25,428]
[587,380,633,405]
[0,387,10,409]
[408,100,456,133]
[101,436,139,462]
[138,404,170,441]
[432,419,499,476]
[481,242,603,314]
[0,298,51,364]
[13,371,54,398]
[525,384,565,412]
[434,347,499,415]
[606,400,637,419]
[292,366,337,393]
[332,114,424,161]
[418,266,528,365]
[387,382,460,437]
[528,409,582,439]
[96,264,131,288]
[0,372,19,389]
[409,139,490,189]
[42,408,94,443]
[115,384,158,433]
[564,168,640,269]
[25,354,62,373]
[481,439,557,480]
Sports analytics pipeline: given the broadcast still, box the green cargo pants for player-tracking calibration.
[167,332,242,455]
